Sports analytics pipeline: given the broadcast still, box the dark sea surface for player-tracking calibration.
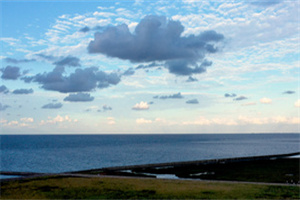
[1,134,299,173]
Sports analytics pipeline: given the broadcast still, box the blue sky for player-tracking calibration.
[0,0,299,134]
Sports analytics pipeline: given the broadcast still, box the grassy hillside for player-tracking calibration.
[1,176,299,199]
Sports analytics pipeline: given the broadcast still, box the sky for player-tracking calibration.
[0,0,299,134]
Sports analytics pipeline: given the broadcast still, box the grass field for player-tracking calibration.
[1,176,299,199]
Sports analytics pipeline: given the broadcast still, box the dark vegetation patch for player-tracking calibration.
[36,185,60,192]
[254,186,300,199]
[114,158,299,184]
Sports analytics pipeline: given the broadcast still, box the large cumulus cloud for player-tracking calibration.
[23,66,121,93]
[1,66,21,80]
[88,15,224,76]
[132,101,150,110]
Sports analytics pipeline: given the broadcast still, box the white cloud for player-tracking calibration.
[183,115,299,126]
[183,117,238,126]
[128,22,138,33]
[115,17,131,24]
[40,115,75,125]
[211,118,238,126]
[2,120,31,128]
[107,117,116,125]
[173,1,299,51]
[53,22,71,32]
[97,6,110,10]
[238,116,300,125]
[122,79,146,88]
[241,102,256,106]
[7,121,19,126]
[260,97,272,104]
[82,17,111,27]
[34,38,90,58]
[295,99,300,107]
[0,119,8,124]
[238,116,268,125]
[114,7,138,19]
[93,11,116,18]
[183,116,212,125]
[43,11,112,45]
[132,101,150,110]
[134,0,143,6]
[58,14,69,19]
[0,37,20,46]
[154,118,165,123]
[136,118,152,124]
[20,118,34,123]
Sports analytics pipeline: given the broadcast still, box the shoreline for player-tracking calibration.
[2,151,299,184]
[1,132,300,136]
[79,151,300,173]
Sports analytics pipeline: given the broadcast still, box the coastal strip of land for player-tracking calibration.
[1,175,299,199]
[71,152,300,183]
[1,152,299,199]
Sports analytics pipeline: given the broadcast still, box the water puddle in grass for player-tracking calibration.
[286,155,300,158]
[0,175,22,179]
[120,170,179,179]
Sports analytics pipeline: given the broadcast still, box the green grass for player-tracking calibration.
[1,176,299,199]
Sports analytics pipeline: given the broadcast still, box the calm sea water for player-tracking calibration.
[1,134,299,173]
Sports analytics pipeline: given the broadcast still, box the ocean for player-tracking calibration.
[1,134,299,174]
